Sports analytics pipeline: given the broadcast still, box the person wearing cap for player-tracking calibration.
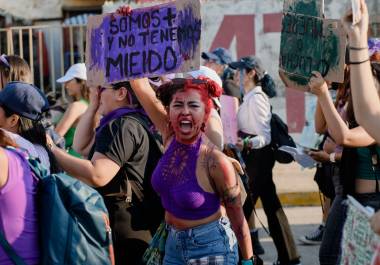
[202,47,242,100]
[230,55,300,265]
[55,63,89,157]
[0,81,59,174]
[202,47,233,77]
[46,80,162,265]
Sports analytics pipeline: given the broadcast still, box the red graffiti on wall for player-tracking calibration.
[209,13,305,133]
[210,15,255,58]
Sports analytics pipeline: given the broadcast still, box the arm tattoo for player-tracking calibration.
[222,184,240,205]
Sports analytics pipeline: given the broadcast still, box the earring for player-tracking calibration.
[201,122,206,132]
[168,121,173,131]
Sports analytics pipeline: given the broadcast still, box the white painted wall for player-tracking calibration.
[0,0,62,20]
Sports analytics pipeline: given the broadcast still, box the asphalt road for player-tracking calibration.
[255,206,322,265]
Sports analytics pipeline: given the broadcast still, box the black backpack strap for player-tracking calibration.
[0,230,27,265]
[369,145,380,193]
[126,113,163,153]
[124,113,163,202]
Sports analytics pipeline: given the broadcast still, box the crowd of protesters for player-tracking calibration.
[1,0,380,265]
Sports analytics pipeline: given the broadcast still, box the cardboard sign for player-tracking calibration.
[279,0,346,91]
[220,95,239,145]
[340,196,380,265]
[86,0,201,87]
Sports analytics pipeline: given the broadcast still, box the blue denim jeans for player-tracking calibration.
[163,217,238,265]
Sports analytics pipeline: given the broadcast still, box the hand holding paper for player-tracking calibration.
[278,145,316,168]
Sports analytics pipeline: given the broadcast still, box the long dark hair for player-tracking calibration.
[1,105,60,173]
[246,68,277,98]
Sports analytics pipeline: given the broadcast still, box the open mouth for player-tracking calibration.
[179,120,193,134]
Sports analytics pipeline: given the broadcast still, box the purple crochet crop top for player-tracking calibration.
[151,137,220,220]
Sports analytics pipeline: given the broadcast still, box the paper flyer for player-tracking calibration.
[278,145,316,168]
[340,196,380,265]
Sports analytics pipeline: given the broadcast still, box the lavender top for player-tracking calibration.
[0,148,40,265]
[152,137,220,220]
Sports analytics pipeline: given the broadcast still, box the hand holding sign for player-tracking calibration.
[279,0,346,91]
[342,0,369,48]
[86,0,201,87]
[352,0,362,25]
[308,71,329,96]
[116,5,132,16]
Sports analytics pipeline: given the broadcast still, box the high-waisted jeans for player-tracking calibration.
[164,217,238,265]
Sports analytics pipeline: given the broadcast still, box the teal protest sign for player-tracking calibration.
[86,0,201,87]
[279,0,346,91]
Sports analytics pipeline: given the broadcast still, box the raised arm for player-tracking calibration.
[342,0,380,143]
[309,72,375,147]
[314,100,327,134]
[55,101,88,137]
[209,150,254,261]
[72,87,100,156]
[129,78,171,142]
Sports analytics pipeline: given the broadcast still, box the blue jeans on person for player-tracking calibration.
[319,195,347,265]
[163,217,238,265]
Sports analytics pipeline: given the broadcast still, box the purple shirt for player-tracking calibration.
[152,137,220,220]
[0,148,40,265]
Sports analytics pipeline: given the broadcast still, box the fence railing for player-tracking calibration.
[0,24,87,95]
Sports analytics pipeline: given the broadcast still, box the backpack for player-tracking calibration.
[270,112,296,164]
[252,91,295,164]
[125,114,165,234]
[26,154,115,265]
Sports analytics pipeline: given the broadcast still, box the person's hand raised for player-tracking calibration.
[341,0,369,48]
[115,5,132,16]
[87,86,101,112]
[308,71,329,97]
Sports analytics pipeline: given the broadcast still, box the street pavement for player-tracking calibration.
[252,161,323,265]
[255,206,322,265]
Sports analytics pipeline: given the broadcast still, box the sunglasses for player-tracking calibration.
[98,86,110,94]
[0,54,10,69]
[170,78,208,85]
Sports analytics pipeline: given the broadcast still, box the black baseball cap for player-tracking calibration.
[202,47,232,65]
[229,55,266,80]
[0,81,49,121]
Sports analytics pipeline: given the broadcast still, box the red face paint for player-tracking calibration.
[169,89,206,144]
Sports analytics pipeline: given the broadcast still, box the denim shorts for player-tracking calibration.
[163,217,238,265]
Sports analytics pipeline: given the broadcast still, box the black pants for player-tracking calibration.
[105,200,152,265]
[242,145,299,263]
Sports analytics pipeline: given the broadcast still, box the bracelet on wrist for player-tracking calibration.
[349,46,368,50]
[348,58,370,65]
[241,256,255,265]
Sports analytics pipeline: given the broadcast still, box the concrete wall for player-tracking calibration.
[0,0,62,20]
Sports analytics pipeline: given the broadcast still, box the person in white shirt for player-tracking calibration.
[229,56,300,265]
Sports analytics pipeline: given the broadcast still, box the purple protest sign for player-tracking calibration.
[86,0,201,87]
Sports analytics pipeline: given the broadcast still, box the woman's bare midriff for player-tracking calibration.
[355,178,380,194]
[165,209,222,230]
